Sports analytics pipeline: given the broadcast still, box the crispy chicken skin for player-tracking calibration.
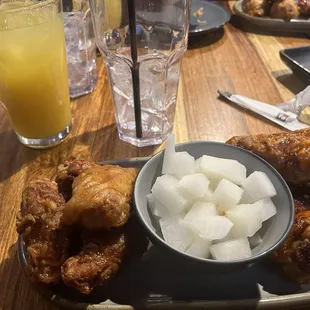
[16,179,69,284]
[274,201,310,283]
[63,165,138,229]
[56,158,98,201]
[61,229,127,294]
[227,129,310,186]
[270,0,300,19]
[242,0,269,16]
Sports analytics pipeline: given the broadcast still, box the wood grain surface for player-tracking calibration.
[0,2,310,309]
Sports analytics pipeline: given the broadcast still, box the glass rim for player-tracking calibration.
[0,0,57,13]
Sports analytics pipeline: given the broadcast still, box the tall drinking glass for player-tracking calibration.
[0,0,72,149]
[90,0,190,147]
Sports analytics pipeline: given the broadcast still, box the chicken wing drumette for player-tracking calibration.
[56,158,98,201]
[227,129,310,187]
[242,0,270,17]
[63,165,138,230]
[16,179,69,284]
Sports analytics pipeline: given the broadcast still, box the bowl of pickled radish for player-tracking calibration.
[134,136,294,270]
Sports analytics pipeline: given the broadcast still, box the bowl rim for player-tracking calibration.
[134,140,295,266]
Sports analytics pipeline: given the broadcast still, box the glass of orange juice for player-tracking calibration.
[0,0,72,148]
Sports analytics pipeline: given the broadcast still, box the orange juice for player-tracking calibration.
[0,0,71,139]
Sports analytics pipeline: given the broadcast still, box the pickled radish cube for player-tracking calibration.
[181,202,218,232]
[209,179,221,192]
[198,155,247,185]
[213,179,244,211]
[242,171,277,203]
[152,175,187,214]
[178,173,210,200]
[186,236,212,258]
[202,188,214,202]
[147,194,169,218]
[162,134,176,175]
[199,216,233,240]
[249,233,263,248]
[160,216,195,252]
[194,157,203,173]
[252,198,277,222]
[226,204,262,238]
[213,230,234,244]
[210,238,251,261]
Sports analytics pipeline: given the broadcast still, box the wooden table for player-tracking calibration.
[0,5,310,309]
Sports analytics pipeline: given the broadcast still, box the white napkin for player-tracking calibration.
[218,89,310,131]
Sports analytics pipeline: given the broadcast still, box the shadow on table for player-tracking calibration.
[189,28,225,50]
[0,129,39,183]
[274,72,309,95]
[71,123,157,161]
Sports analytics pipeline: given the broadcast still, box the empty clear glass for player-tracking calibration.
[90,0,190,147]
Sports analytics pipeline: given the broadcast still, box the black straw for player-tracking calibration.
[127,0,142,139]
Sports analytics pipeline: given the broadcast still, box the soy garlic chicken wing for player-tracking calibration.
[226,129,310,186]
[61,229,127,294]
[56,158,98,201]
[242,0,269,17]
[270,0,299,19]
[274,206,310,283]
[63,165,138,229]
[16,179,69,284]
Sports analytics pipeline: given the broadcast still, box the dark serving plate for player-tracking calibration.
[189,0,231,35]
[280,45,310,82]
[234,0,310,34]
[17,157,310,310]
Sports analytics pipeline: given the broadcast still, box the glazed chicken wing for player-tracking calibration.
[16,179,69,284]
[56,158,98,201]
[270,0,300,19]
[242,0,269,17]
[61,229,127,294]
[227,129,310,187]
[274,201,310,283]
[298,0,310,16]
[63,165,138,229]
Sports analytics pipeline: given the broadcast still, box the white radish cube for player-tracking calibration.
[178,173,210,201]
[171,152,195,179]
[198,155,247,185]
[213,179,244,211]
[160,216,195,252]
[210,238,252,261]
[162,134,176,175]
[209,179,221,192]
[202,188,214,202]
[199,216,233,240]
[248,233,263,248]
[226,204,262,238]
[152,175,187,214]
[186,236,211,258]
[147,194,169,218]
[194,157,203,173]
[252,198,277,222]
[242,171,277,203]
[181,202,218,233]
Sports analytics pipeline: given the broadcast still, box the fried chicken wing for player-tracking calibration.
[242,0,270,17]
[61,229,127,294]
[270,0,299,19]
[56,158,98,201]
[63,165,138,229]
[298,0,310,16]
[16,179,69,284]
[227,129,310,186]
[274,201,310,283]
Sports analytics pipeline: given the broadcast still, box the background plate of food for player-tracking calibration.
[234,0,310,34]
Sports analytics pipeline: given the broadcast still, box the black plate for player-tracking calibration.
[234,0,310,34]
[190,0,231,34]
[17,157,310,310]
[280,46,310,82]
